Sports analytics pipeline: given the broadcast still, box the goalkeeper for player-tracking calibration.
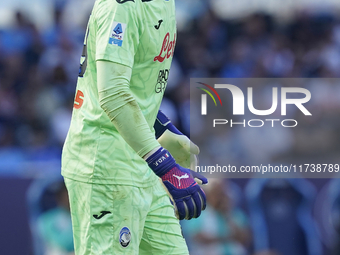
[61,0,207,254]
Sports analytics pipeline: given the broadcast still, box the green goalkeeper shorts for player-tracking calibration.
[64,177,189,255]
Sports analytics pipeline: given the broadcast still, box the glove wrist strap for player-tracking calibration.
[146,147,176,177]
[154,110,182,139]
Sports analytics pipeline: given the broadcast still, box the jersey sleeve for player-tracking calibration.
[94,1,142,68]
[97,60,160,157]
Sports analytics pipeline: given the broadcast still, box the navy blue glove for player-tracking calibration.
[146,147,208,220]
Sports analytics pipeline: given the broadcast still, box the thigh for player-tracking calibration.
[139,180,189,255]
[65,178,151,255]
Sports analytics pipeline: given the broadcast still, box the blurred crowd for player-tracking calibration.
[29,177,340,255]
[1,3,340,170]
[173,10,340,167]
[0,7,80,170]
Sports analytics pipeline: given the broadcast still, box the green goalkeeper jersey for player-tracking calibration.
[61,0,176,187]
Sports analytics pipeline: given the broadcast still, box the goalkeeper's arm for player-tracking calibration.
[97,60,159,157]
[97,60,207,220]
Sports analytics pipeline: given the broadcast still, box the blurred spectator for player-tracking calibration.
[182,179,251,255]
[332,222,340,255]
[246,179,321,255]
[253,251,281,255]
[37,182,74,255]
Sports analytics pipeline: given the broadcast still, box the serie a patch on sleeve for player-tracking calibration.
[109,21,127,47]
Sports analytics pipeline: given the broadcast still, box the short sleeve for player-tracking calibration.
[94,1,142,68]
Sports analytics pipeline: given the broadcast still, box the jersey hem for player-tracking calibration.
[61,169,159,187]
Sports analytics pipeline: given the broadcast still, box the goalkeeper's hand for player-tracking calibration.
[146,147,207,220]
[154,110,199,170]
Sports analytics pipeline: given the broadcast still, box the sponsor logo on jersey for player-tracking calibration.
[119,227,131,248]
[155,20,163,30]
[155,69,169,93]
[109,22,127,47]
[154,33,176,62]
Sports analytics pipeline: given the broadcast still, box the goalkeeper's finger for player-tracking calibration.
[159,179,180,219]
[189,140,200,155]
[189,154,198,171]
[190,170,208,185]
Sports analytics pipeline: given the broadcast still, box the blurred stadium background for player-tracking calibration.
[1,0,340,254]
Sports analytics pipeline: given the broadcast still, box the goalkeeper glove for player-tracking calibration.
[146,147,207,220]
[154,111,199,170]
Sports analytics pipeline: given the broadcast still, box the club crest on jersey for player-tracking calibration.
[109,22,127,47]
[119,227,131,248]
[154,33,176,63]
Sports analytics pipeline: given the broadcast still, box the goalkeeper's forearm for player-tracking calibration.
[97,60,159,157]
[97,60,207,220]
